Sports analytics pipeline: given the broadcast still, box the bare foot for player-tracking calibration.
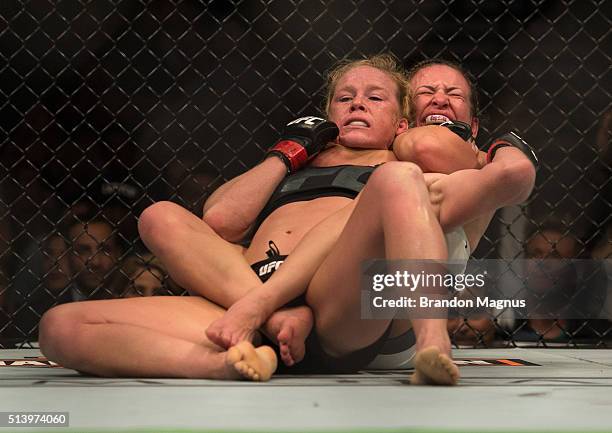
[265,306,313,366]
[206,295,271,349]
[226,341,278,381]
[410,346,459,386]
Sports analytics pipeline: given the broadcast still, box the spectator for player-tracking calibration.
[520,221,580,341]
[7,233,72,343]
[65,214,124,301]
[121,253,165,297]
[41,234,73,299]
[446,263,496,347]
[447,314,495,348]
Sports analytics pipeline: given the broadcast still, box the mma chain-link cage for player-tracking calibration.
[0,0,610,349]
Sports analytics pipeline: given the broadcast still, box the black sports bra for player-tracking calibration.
[248,165,376,239]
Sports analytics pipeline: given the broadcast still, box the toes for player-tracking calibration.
[291,345,305,364]
[226,346,243,365]
[283,347,297,366]
[280,349,294,367]
[234,360,246,375]
[440,357,459,380]
[227,342,277,382]
[412,347,459,386]
[277,326,290,343]
[247,367,260,381]
[277,328,302,365]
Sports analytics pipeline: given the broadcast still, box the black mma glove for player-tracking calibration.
[486,131,539,169]
[439,120,474,142]
[267,116,339,174]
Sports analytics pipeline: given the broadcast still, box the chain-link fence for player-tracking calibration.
[0,0,610,349]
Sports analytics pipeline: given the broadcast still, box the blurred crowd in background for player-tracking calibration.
[0,0,609,348]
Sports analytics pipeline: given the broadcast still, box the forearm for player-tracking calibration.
[202,156,287,241]
[393,126,481,174]
[203,117,338,241]
[429,147,536,230]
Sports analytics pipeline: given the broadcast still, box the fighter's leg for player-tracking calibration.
[410,346,459,385]
[205,199,354,364]
[38,297,276,381]
[206,162,449,370]
[206,291,314,363]
[305,162,459,383]
[304,162,445,350]
[261,305,313,366]
[138,201,260,306]
[139,201,310,355]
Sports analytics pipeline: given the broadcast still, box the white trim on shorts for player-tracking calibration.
[365,227,471,370]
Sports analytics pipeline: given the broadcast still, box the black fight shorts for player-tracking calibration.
[250,244,391,374]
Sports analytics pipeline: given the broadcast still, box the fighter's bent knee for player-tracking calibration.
[138,201,190,244]
[366,161,425,194]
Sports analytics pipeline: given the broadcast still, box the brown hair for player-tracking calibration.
[406,58,480,119]
[121,253,165,296]
[324,53,410,120]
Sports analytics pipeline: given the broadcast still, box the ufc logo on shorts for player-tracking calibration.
[287,116,324,126]
[258,260,284,276]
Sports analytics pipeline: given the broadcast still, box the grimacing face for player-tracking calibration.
[410,64,479,137]
[328,66,408,150]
